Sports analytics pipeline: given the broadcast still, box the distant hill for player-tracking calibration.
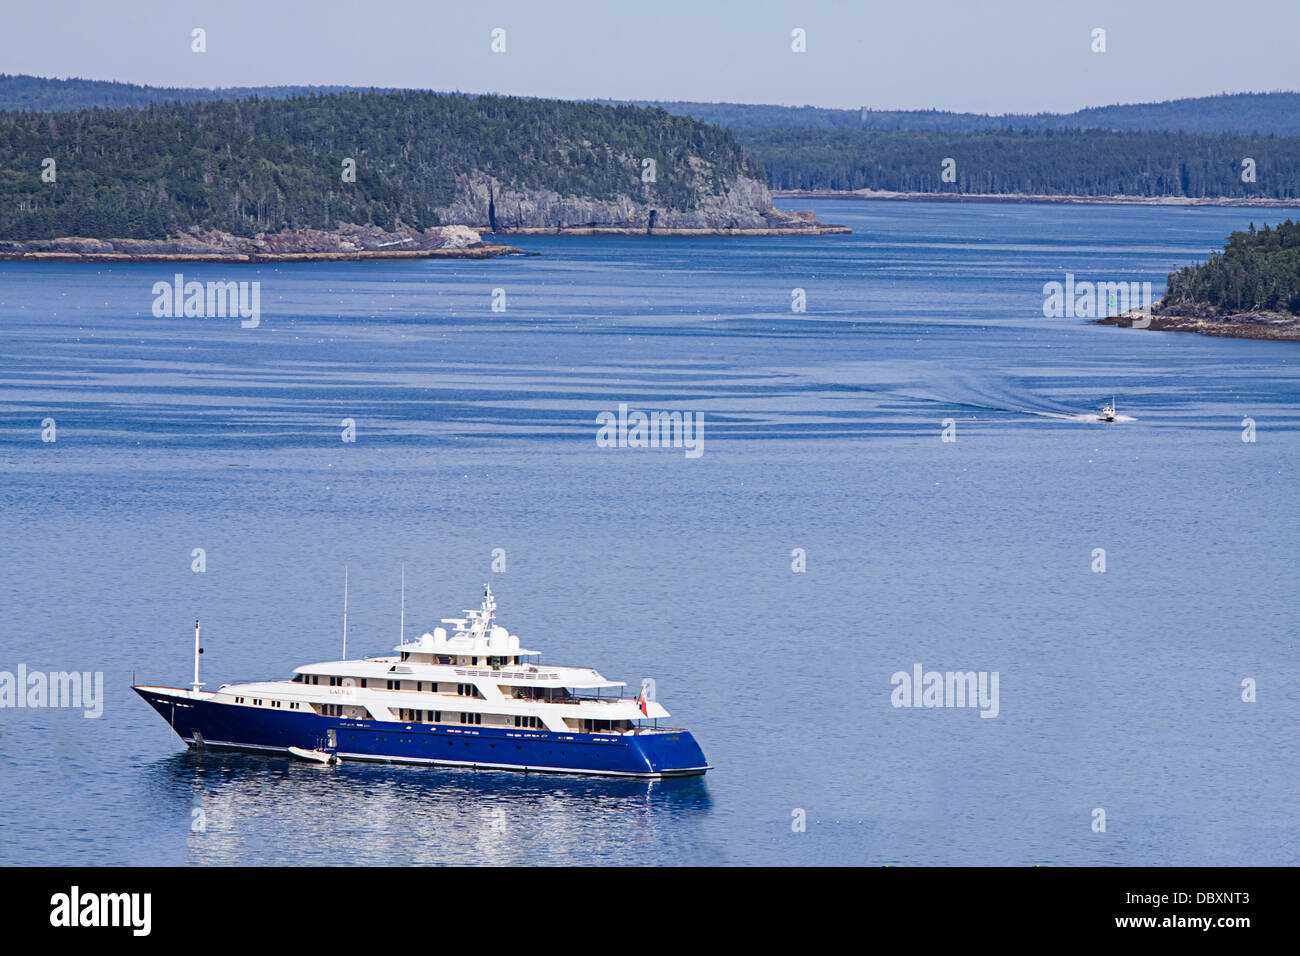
[615,92,1300,136]
[0,90,812,241]
[738,128,1300,199]
[5,77,1299,137]
[5,76,1299,213]
[0,74,379,111]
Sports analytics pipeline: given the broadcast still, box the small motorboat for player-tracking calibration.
[1099,397,1116,423]
[288,746,337,765]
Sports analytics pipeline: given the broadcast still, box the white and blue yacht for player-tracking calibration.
[134,585,710,778]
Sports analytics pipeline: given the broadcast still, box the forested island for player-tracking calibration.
[5,74,1300,262]
[1097,220,1300,341]
[744,129,1300,201]
[0,87,839,260]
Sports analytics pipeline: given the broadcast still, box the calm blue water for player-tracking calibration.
[1,199,1298,865]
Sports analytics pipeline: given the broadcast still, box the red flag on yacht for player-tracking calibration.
[637,686,649,716]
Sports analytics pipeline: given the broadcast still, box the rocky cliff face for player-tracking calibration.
[437,166,822,232]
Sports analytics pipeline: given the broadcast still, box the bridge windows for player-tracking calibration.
[579,719,628,733]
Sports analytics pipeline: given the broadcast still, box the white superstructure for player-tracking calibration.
[171,585,669,735]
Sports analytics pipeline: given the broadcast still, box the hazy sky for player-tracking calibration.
[2,0,1296,113]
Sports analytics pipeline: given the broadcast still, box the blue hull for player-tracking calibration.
[134,687,709,777]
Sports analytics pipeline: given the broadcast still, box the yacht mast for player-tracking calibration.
[342,566,349,660]
[192,619,203,692]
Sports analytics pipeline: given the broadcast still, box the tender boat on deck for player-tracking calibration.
[134,585,709,778]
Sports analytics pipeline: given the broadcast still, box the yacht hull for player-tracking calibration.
[134,686,709,778]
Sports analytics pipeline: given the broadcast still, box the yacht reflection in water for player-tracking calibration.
[147,750,715,865]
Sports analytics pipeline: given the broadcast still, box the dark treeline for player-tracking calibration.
[0,74,380,111]
[626,92,1300,135]
[738,128,1300,199]
[9,77,1299,137]
[1163,220,1300,315]
[0,91,753,240]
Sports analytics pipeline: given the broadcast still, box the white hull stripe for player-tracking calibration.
[185,737,709,777]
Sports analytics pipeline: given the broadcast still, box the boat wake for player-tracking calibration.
[897,374,1137,424]
[1043,411,1138,424]
[815,367,1139,425]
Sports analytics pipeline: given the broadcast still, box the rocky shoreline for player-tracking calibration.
[0,224,521,263]
[0,214,848,264]
[1095,309,1300,342]
[776,188,1300,208]
[491,224,850,237]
